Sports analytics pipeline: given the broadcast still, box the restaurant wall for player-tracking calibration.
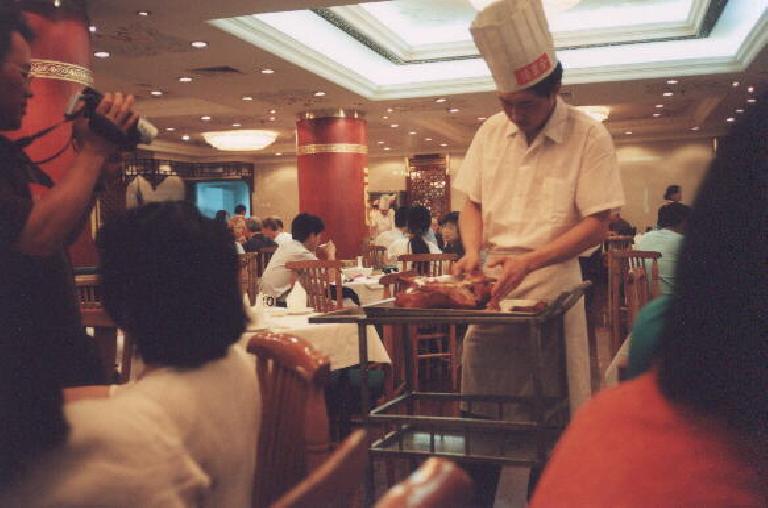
[615,139,713,231]
[251,162,300,223]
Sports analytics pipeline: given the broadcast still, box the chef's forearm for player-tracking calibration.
[459,199,483,256]
[525,210,610,271]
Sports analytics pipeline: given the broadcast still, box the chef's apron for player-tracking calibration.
[461,248,590,418]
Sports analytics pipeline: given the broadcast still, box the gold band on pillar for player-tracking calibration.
[30,59,93,86]
[296,143,368,155]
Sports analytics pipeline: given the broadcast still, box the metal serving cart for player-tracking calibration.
[310,281,590,503]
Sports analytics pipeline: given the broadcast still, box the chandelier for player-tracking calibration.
[202,130,278,151]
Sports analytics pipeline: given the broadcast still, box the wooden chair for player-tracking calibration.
[258,246,278,276]
[375,458,473,508]
[363,244,387,270]
[381,270,460,392]
[625,267,652,329]
[605,235,635,251]
[398,253,458,276]
[607,250,662,355]
[246,331,332,508]
[74,275,132,383]
[285,260,344,313]
[270,430,368,508]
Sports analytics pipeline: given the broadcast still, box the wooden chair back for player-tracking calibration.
[397,254,458,277]
[246,331,332,508]
[375,458,473,508]
[270,430,368,508]
[607,250,662,355]
[285,260,344,313]
[605,235,634,251]
[363,245,387,269]
[74,274,101,308]
[625,267,651,329]
[258,246,278,276]
[379,271,417,299]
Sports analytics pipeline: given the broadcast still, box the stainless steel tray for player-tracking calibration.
[362,299,545,318]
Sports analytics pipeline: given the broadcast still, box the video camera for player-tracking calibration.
[66,87,158,149]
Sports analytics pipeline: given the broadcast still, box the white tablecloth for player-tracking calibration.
[240,308,390,371]
[344,276,385,306]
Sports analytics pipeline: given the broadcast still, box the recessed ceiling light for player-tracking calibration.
[448,108,460,113]
[182,135,190,141]
[690,126,700,131]
[269,117,276,122]
[440,143,448,147]
[275,152,283,156]
[409,131,417,135]
[386,108,394,113]
[200,115,211,121]
[377,141,385,145]
[232,123,242,127]
[732,80,740,87]
[666,79,678,85]
[478,117,487,121]
[261,68,275,74]
[88,25,97,33]
[747,98,757,104]
[191,41,208,49]
[747,86,754,93]
[178,76,193,82]
[390,124,399,128]
[150,90,163,97]
[625,131,633,135]
[165,127,176,132]
[93,51,110,58]
[656,104,664,108]
[662,92,674,97]
[726,117,735,123]
[435,98,447,103]
[735,108,745,114]
[269,109,277,114]
[241,96,253,101]
[137,10,151,16]
[382,116,389,120]
[313,91,326,97]
[425,137,432,141]
[383,147,391,151]
[653,113,661,118]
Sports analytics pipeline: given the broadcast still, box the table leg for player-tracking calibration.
[357,322,370,418]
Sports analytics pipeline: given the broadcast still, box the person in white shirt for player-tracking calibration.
[636,202,690,295]
[455,0,625,421]
[374,205,408,250]
[261,216,292,245]
[260,213,336,300]
[387,205,442,263]
[3,202,260,507]
[369,197,395,237]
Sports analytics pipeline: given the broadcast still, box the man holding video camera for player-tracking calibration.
[0,3,140,386]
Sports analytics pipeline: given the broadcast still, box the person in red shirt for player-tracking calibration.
[531,96,768,507]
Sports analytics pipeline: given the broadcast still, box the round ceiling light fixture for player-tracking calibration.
[203,130,278,151]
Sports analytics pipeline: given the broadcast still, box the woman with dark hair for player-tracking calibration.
[2,202,259,506]
[531,98,767,506]
[386,205,442,261]
[663,184,682,203]
[214,209,228,224]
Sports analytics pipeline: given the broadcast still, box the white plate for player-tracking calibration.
[286,307,315,315]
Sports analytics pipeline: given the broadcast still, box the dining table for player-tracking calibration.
[239,306,391,371]
[343,275,386,306]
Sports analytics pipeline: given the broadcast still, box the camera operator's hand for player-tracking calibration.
[74,92,139,156]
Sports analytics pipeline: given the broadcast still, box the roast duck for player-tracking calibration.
[394,274,495,310]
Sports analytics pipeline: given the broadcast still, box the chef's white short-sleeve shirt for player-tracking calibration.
[454,97,625,250]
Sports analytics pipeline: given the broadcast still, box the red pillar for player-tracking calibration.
[9,7,96,266]
[296,111,368,259]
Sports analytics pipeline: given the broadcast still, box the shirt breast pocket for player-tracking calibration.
[544,177,573,224]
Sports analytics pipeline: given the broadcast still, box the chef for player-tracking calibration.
[454,0,625,416]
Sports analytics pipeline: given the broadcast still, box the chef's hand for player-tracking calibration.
[452,252,481,277]
[486,255,534,305]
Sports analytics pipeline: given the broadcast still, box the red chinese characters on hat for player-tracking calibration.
[514,53,552,86]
